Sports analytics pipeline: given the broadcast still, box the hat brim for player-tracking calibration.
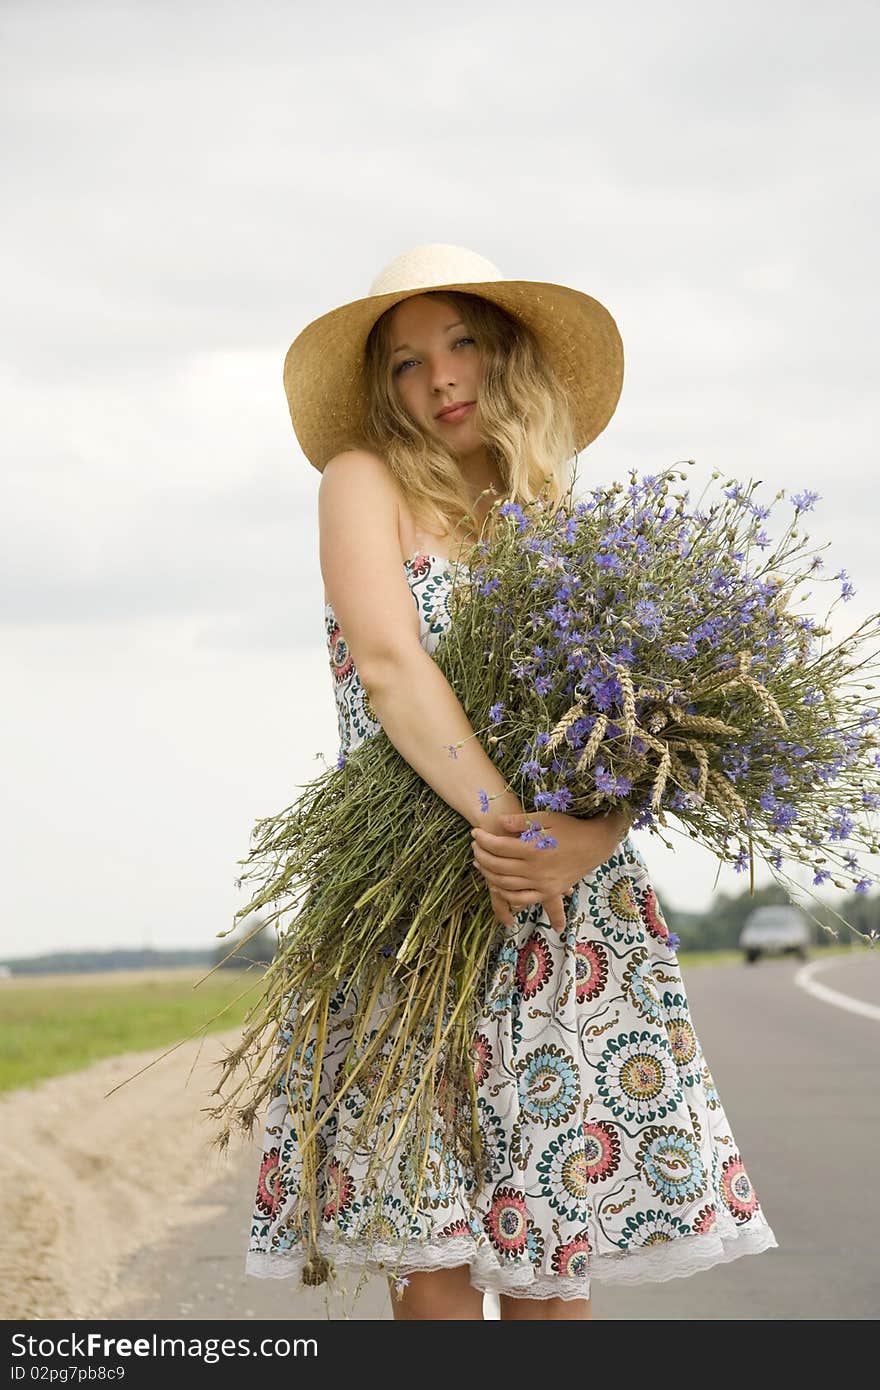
[283,278,624,472]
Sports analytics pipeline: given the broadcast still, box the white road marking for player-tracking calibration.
[794,956,880,1022]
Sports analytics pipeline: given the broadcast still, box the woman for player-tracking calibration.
[245,243,779,1320]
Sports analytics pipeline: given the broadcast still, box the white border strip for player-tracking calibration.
[794,957,880,1022]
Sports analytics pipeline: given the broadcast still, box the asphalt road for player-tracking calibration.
[113,950,879,1321]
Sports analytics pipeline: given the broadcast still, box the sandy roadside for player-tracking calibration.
[0,1026,254,1320]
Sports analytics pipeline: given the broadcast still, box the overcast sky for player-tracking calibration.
[2,0,878,959]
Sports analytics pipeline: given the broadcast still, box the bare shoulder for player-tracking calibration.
[318,448,404,560]
[320,448,398,496]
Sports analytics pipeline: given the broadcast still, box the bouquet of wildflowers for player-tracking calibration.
[206,459,880,1286]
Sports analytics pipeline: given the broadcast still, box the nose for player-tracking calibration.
[431,351,457,393]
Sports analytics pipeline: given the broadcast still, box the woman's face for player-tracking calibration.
[387,294,485,453]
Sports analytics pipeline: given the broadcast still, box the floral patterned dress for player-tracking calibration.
[245,551,779,1301]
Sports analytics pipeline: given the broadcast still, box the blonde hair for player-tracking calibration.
[349,290,579,548]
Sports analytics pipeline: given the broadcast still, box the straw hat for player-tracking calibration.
[283,242,625,472]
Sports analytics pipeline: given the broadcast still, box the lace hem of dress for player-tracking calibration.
[246,1214,779,1302]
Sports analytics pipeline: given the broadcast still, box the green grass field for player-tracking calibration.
[0,942,861,1094]
[0,966,264,1094]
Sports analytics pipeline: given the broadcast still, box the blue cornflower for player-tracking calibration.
[610,633,636,665]
[829,806,855,841]
[489,701,505,723]
[498,500,528,530]
[771,802,797,830]
[548,788,573,811]
[519,819,544,844]
[634,597,661,634]
[547,602,571,629]
[478,790,490,814]
[835,568,855,601]
[791,489,820,512]
[669,638,699,660]
[593,762,617,794]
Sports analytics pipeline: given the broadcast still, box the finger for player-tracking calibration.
[472,828,529,859]
[503,890,543,908]
[469,834,558,878]
[472,850,543,894]
[473,844,538,879]
[489,888,516,930]
[546,894,568,935]
[480,875,543,903]
[503,884,575,907]
[477,866,543,894]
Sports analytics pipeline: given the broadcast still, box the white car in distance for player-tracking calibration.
[739,904,810,963]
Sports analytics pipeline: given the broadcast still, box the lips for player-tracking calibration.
[436,401,475,422]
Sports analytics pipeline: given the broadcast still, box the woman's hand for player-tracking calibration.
[472,806,630,936]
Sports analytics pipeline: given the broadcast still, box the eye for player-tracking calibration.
[392,336,476,377]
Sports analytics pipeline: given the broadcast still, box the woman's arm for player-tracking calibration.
[365,642,524,833]
[319,450,522,835]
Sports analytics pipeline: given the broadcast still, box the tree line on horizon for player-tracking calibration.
[2,874,873,976]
